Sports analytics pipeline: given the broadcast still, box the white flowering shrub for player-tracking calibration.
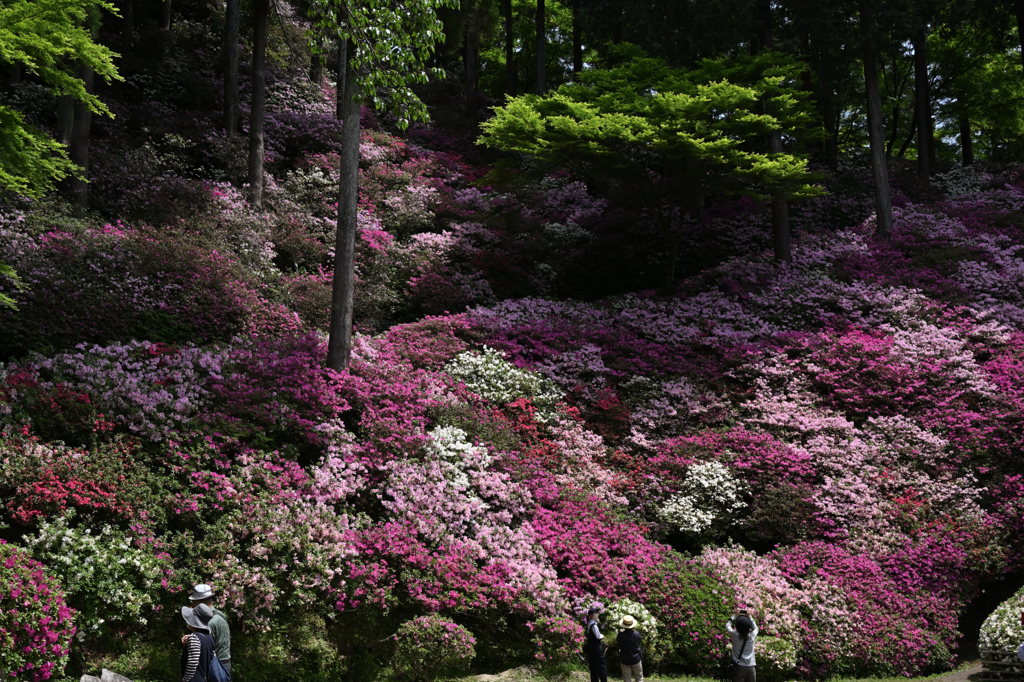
[25,511,167,640]
[444,346,562,417]
[752,636,798,681]
[605,598,659,641]
[980,586,1024,651]
[544,221,592,246]
[427,425,492,488]
[933,164,988,198]
[661,461,747,535]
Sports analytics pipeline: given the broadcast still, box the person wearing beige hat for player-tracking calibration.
[616,615,643,682]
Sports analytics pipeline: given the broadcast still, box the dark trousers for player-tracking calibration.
[588,650,608,682]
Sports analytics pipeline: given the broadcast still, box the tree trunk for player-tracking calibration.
[860,0,893,238]
[535,0,545,94]
[913,28,930,182]
[572,0,582,75]
[753,0,772,53]
[327,40,361,371]
[161,0,172,31]
[69,65,94,213]
[248,0,269,209]
[310,44,324,85]
[56,95,74,145]
[8,64,20,83]
[465,31,477,120]
[770,133,791,262]
[960,114,973,166]
[1016,0,1024,71]
[121,0,134,57]
[336,38,347,120]
[504,0,515,95]
[224,0,240,136]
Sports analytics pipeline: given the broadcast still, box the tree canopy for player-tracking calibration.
[479,50,824,286]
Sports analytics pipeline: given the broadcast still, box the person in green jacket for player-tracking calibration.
[189,584,232,675]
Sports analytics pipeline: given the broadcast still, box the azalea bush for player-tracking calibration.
[980,586,1024,652]
[0,543,76,681]
[391,614,476,681]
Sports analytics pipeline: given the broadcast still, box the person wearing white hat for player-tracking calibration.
[616,615,643,682]
[180,605,214,682]
[188,584,232,675]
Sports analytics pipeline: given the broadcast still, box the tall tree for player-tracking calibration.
[504,0,515,94]
[535,0,545,92]
[223,0,240,136]
[572,0,582,75]
[68,64,93,210]
[248,0,269,209]
[860,0,893,237]
[912,26,931,181]
[308,0,455,370]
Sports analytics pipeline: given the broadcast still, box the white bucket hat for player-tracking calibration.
[189,584,214,601]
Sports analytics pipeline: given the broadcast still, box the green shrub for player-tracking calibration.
[753,636,797,682]
[529,614,583,670]
[391,614,476,681]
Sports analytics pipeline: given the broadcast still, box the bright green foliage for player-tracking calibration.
[306,0,458,129]
[479,50,823,285]
[0,261,22,310]
[481,50,822,203]
[0,0,121,196]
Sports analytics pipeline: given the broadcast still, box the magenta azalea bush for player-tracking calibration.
[0,543,76,681]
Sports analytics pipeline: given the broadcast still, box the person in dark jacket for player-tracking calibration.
[180,605,214,682]
[585,605,608,682]
[616,615,643,682]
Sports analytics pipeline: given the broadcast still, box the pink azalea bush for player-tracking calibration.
[0,543,76,681]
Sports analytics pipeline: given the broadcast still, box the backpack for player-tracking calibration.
[198,633,231,682]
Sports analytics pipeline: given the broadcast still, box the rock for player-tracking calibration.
[79,676,102,682]
[100,670,134,682]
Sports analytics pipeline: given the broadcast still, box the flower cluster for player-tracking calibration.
[0,543,76,681]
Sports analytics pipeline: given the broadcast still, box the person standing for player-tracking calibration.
[585,605,608,682]
[180,605,214,682]
[616,615,643,682]
[190,583,232,675]
[726,610,758,682]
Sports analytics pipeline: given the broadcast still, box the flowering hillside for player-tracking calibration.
[2,15,1024,682]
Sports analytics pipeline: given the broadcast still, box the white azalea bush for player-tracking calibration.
[24,511,168,640]
[980,586,1024,652]
[444,346,562,417]
[661,461,747,535]
[604,597,671,667]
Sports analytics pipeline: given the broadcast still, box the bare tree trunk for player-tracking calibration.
[56,95,74,145]
[121,0,133,57]
[8,64,20,83]
[310,43,324,84]
[504,0,515,95]
[913,29,930,182]
[327,39,361,371]
[224,0,240,136]
[770,134,791,262]
[860,0,893,238]
[161,0,172,31]
[336,39,347,120]
[572,0,582,75]
[248,0,269,209]
[753,0,772,53]
[465,31,477,120]
[535,0,545,94]
[960,114,973,165]
[69,65,93,212]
